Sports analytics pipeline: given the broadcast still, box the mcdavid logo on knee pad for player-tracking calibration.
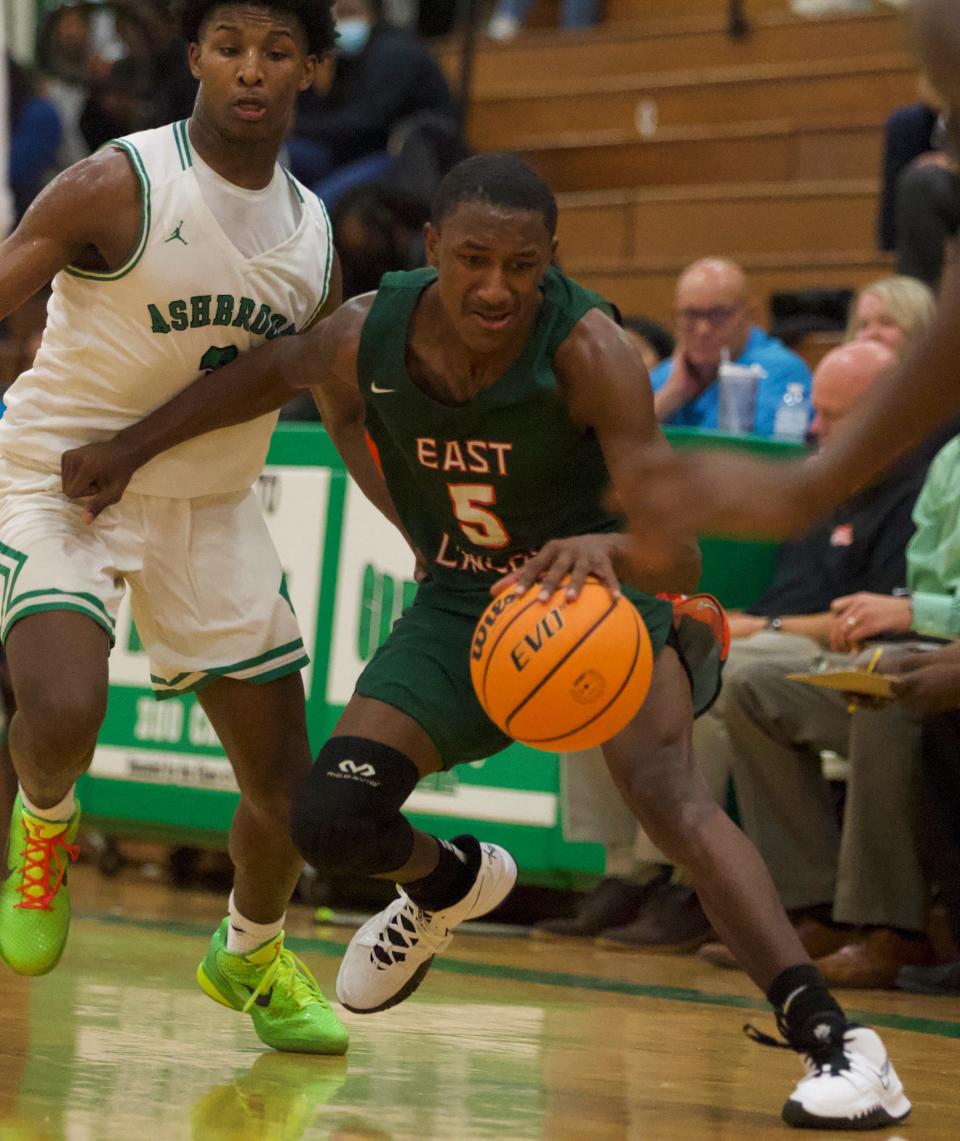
[330,759,380,785]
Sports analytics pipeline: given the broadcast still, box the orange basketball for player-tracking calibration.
[470,578,654,752]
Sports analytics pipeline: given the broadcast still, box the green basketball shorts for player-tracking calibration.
[354,580,676,769]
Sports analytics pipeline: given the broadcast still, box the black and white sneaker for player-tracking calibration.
[749,1022,911,1130]
[336,841,517,1014]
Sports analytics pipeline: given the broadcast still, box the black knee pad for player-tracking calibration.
[290,736,420,876]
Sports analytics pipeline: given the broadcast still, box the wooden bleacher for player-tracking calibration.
[554,180,880,262]
[442,3,908,327]
[436,8,907,90]
[468,56,915,149]
[520,117,885,191]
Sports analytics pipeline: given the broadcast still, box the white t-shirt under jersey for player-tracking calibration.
[0,120,333,497]
[191,145,301,259]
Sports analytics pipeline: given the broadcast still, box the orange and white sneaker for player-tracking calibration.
[0,794,80,976]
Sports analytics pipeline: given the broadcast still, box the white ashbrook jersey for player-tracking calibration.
[0,120,333,497]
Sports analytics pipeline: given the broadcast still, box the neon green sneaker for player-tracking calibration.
[0,794,80,976]
[197,918,349,1055]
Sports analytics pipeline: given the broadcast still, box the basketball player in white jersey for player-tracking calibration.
[0,1,348,1056]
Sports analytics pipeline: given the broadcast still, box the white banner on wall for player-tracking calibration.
[327,480,417,706]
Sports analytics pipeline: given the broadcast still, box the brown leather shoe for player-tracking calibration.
[697,916,854,970]
[696,941,739,969]
[815,929,936,989]
[594,883,714,952]
[792,915,856,960]
[530,873,668,941]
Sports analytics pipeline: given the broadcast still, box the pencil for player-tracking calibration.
[848,647,884,713]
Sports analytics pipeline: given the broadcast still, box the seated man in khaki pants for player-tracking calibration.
[714,426,960,986]
[535,341,944,950]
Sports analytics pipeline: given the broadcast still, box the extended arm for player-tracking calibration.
[61,255,344,517]
[728,611,835,645]
[304,300,410,539]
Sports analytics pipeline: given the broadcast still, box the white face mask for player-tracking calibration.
[336,18,372,56]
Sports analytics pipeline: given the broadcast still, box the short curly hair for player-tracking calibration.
[171,1,336,57]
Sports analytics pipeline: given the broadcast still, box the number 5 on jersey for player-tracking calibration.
[448,484,511,549]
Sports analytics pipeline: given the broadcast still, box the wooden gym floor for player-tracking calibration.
[0,865,957,1140]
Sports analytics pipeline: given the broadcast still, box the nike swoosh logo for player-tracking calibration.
[241,983,274,1008]
[370,382,395,394]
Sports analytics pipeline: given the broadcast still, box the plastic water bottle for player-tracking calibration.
[773,382,809,442]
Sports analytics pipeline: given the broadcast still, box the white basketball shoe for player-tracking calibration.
[336,840,517,1014]
[781,1025,911,1130]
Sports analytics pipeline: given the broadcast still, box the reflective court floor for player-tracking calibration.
[1,868,959,1141]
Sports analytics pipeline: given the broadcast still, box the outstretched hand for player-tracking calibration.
[615,447,820,568]
[61,438,139,523]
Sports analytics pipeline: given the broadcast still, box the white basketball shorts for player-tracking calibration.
[0,457,308,698]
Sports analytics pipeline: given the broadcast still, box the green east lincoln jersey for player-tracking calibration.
[359,266,672,627]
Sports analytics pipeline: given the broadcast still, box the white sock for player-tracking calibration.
[21,786,76,823]
[226,890,285,956]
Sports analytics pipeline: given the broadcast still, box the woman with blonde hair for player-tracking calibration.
[845,274,936,357]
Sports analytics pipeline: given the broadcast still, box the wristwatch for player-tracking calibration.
[765,616,783,631]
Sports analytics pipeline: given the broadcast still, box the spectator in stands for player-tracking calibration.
[416,1,458,38]
[881,645,960,996]
[622,315,674,373]
[79,56,152,154]
[36,3,99,167]
[279,183,431,420]
[128,0,198,124]
[651,257,812,435]
[877,74,942,255]
[487,0,600,42]
[535,339,938,951]
[894,124,960,290]
[872,72,960,290]
[8,56,63,221]
[711,429,960,986]
[331,182,429,299]
[845,274,936,354]
[285,0,457,208]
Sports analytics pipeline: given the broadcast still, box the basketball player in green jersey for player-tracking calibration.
[64,154,907,1129]
[608,0,960,557]
[0,1,348,1055]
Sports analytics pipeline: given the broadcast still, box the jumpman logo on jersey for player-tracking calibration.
[164,220,188,246]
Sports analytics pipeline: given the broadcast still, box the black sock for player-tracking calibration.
[404,834,481,912]
[767,964,848,1051]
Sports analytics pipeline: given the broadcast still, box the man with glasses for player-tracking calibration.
[652,257,812,435]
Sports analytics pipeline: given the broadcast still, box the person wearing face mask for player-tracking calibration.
[285,0,456,209]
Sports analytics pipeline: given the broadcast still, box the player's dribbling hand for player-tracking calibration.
[61,439,139,523]
[492,534,623,603]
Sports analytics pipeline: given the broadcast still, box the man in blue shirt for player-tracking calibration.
[651,257,812,436]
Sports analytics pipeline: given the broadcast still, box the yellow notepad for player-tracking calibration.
[787,670,894,699]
